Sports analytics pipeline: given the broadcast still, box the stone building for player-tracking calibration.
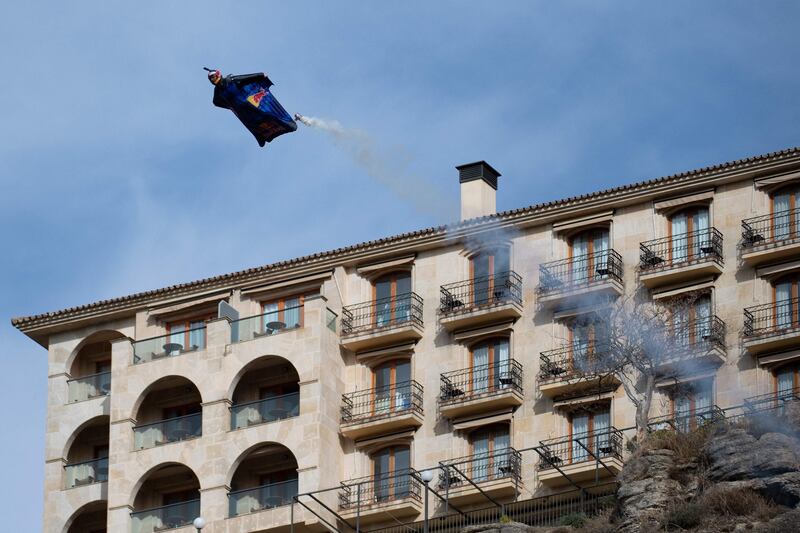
[14,146,800,533]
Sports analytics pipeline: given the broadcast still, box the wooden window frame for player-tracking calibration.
[166,315,212,350]
[372,272,411,327]
[773,275,800,333]
[469,248,510,302]
[567,407,609,463]
[668,206,710,263]
[371,445,411,500]
[468,337,509,395]
[670,380,713,431]
[261,295,305,329]
[371,360,411,415]
[771,184,800,241]
[568,228,609,283]
[773,364,800,398]
[668,294,711,346]
[468,424,510,481]
[567,316,607,370]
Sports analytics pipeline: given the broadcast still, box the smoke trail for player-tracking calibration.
[296,115,456,220]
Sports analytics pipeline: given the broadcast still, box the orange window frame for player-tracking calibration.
[669,295,711,345]
[567,409,608,462]
[468,338,508,394]
[773,275,800,332]
[669,381,712,431]
[166,315,212,348]
[469,249,509,298]
[371,445,410,499]
[372,272,410,326]
[668,206,709,263]
[469,424,510,480]
[568,229,609,282]
[773,365,800,397]
[567,318,606,367]
[770,185,800,240]
[261,295,305,328]
[371,360,409,414]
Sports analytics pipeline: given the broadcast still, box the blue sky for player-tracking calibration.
[1,1,798,528]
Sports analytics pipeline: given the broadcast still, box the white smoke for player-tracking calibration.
[296,115,456,220]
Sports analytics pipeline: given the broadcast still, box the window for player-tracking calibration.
[373,272,412,327]
[470,424,510,481]
[373,360,412,415]
[570,407,611,463]
[470,338,510,394]
[261,295,304,333]
[669,206,710,262]
[166,317,210,355]
[774,274,800,331]
[672,379,713,431]
[373,445,410,501]
[570,229,609,283]
[470,248,511,305]
[568,315,610,371]
[775,364,800,398]
[671,294,712,346]
[772,184,800,241]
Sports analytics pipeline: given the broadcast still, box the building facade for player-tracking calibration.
[15,146,800,533]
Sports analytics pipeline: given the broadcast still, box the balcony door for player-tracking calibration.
[570,229,609,283]
[568,317,609,371]
[670,206,709,262]
[775,365,800,399]
[470,424,510,482]
[166,316,209,355]
[373,360,411,415]
[374,272,411,327]
[672,379,713,431]
[262,295,304,332]
[671,294,712,347]
[772,185,800,241]
[570,407,610,463]
[373,445,410,501]
[774,275,800,331]
[471,338,510,394]
[471,248,510,305]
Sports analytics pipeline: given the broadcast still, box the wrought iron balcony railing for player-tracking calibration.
[131,499,200,533]
[132,326,206,364]
[741,208,800,249]
[537,250,623,296]
[440,359,523,403]
[744,298,800,338]
[230,391,300,430]
[666,315,726,356]
[647,405,726,432]
[341,292,423,336]
[230,304,304,343]
[439,271,523,314]
[538,341,619,383]
[537,427,623,471]
[743,387,800,415]
[438,448,522,490]
[228,478,298,517]
[67,371,111,402]
[341,380,424,424]
[65,456,108,488]
[339,468,422,509]
[639,228,723,271]
[133,412,202,450]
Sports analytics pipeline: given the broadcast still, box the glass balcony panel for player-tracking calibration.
[65,457,109,488]
[132,327,207,364]
[67,371,111,402]
[228,478,298,517]
[133,413,202,450]
[230,392,300,429]
[230,304,304,343]
[131,499,200,533]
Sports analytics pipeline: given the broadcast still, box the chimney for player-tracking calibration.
[457,161,500,221]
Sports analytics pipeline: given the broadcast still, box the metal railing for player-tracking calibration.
[537,427,623,471]
[438,448,522,490]
[130,498,200,533]
[440,360,523,403]
[666,315,727,356]
[744,298,800,338]
[341,292,423,336]
[67,371,111,402]
[743,387,800,414]
[639,227,723,271]
[339,468,422,509]
[538,341,619,383]
[341,380,423,424]
[230,305,304,343]
[230,391,300,430]
[229,478,298,517]
[133,412,202,450]
[537,250,624,296]
[741,208,800,249]
[647,405,726,432]
[65,456,108,488]
[132,326,206,364]
[439,271,523,314]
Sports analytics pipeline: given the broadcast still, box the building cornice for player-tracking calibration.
[12,146,800,343]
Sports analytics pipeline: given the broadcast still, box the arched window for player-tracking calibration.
[774,274,800,330]
[570,228,609,283]
[470,248,510,305]
[372,445,411,501]
[469,424,510,481]
[669,206,710,262]
[373,272,412,327]
[470,338,510,394]
[373,360,411,414]
[772,184,800,241]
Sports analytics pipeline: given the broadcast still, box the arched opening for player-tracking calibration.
[131,463,200,533]
[67,331,123,403]
[66,500,107,533]
[228,443,298,517]
[133,377,201,450]
[230,357,300,430]
[64,416,109,489]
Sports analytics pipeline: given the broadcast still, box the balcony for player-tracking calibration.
[656,315,727,374]
[638,228,724,288]
[230,392,300,430]
[229,478,298,517]
[741,208,800,266]
[439,360,523,419]
[742,388,800,421]
[438,271,523,331]
[743,299,800,356]
[132,326,206,365]
[438,448,521,505]
[340,292,424,352]
[65,456,108,489]
[537,250,624,309]
[131,499,200,533]
[536,428,624,486]
[67,371,111,403]
[133,413,202,450]
[340,381,424,440]
[647,405,726,432]
[229,304,304,343]
[338,469,422,525]
[538,342,621,399]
